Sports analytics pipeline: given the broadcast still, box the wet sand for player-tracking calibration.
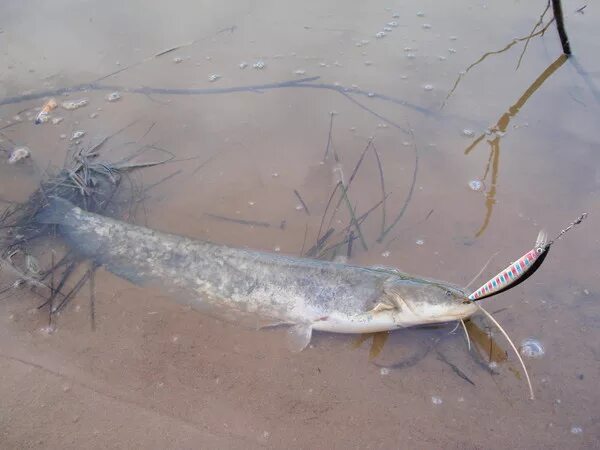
[1,1,599,448]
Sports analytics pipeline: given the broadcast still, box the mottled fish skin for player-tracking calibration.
[39,199,477,334]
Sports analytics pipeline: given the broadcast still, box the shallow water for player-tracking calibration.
[1,1,599,448]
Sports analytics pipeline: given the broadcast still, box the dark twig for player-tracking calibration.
[323,112,335,161]
[552,0,572,55]
[293,190,310,216]
[372,144,387,239]
[305,227,335,257]
[378,134,419,242]
[516,1,551,70]
[204,213,271,228]
[315,181,341,247]
[89,264,97,331]
[435,349,475,386]
[346,231,354,259]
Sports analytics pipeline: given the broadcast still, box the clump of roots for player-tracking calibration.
[0,136,174,325]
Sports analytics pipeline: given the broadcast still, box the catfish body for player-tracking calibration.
[37,198,476,350]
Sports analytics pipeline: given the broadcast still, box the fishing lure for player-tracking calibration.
[468,213,588,302]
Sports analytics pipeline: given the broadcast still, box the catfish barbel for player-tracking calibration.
[37,197,477,351]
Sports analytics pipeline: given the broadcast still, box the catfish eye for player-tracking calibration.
[445,290,453,297]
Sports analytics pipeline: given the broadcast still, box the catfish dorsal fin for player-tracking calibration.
[286,324,313,352]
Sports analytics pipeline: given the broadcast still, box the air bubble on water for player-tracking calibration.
[380,367,390,376]
[488,361,498,369]
[381,251,390,258]
[448,48,457,53]
[51,117,63,125]
[364,61,373,66]
[392,13,400,19]
[406,53,416,59]
[60,134,67,139]
[468,179,484,192]
[106,92,121,102]
[274,246,281,252]
[383,27,393,32]
[422,24,432,29]
[416,11,425,17]
[239,62,248,69]
[253,60,266,69]
[71,130,85,140]
[89,112,98,119]
[208,74,221,82]
[388,21,399,27]
[248,201,255,206]
[295,204,304,211]
[570,426,583,435]
[449,36,458,40]
[271,172,279,177]
[294,69,306,75]
[423,84,433,91]
[416,239,424,245]
[173,57,183,64]
[8,147,31,164]
[431,396,442,405]
[520,338,545,358]
[375,31,386,38]
[400,75,408,80]
[367,92,375,97]
[462,129,475,137]
[438,56,447,61]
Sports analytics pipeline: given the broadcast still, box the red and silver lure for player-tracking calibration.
[468,213,587,302]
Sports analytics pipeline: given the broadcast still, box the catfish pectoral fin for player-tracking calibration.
[286,324,313,352]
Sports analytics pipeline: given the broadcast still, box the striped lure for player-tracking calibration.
[468,231,549,301]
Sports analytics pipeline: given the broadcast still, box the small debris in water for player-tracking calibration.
[51,117,63,125]
[449,36,458,40]
[367,92,375,97]
[253,60,266,69]
[295,204,304,211]
[462,129,475,137]
[416,239,424,245]
[431,396,442,405]
[248,201,255,206]
[381,251,390,258]
[61,98,88,110]
[171,335,179,343]
[380,367,390,376]
[105,92,121,102]
[239,62,248,69]
[59,134,67,139]
[208,74,221,82]
[274,246,281,252]
[423,84,433,91]
[364,61,373,66]
[294,69,306,75]
[35,98,57,124]
[519,338,545,358]
[8,147,31,164]
[422,24,432,29]
[468,179,484,192]
[71,130,85,140]
[13,115,22,122]
[173,57,183,64]
[570,426,583,435]
[375,31,386,38]
[89,112,99,119]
